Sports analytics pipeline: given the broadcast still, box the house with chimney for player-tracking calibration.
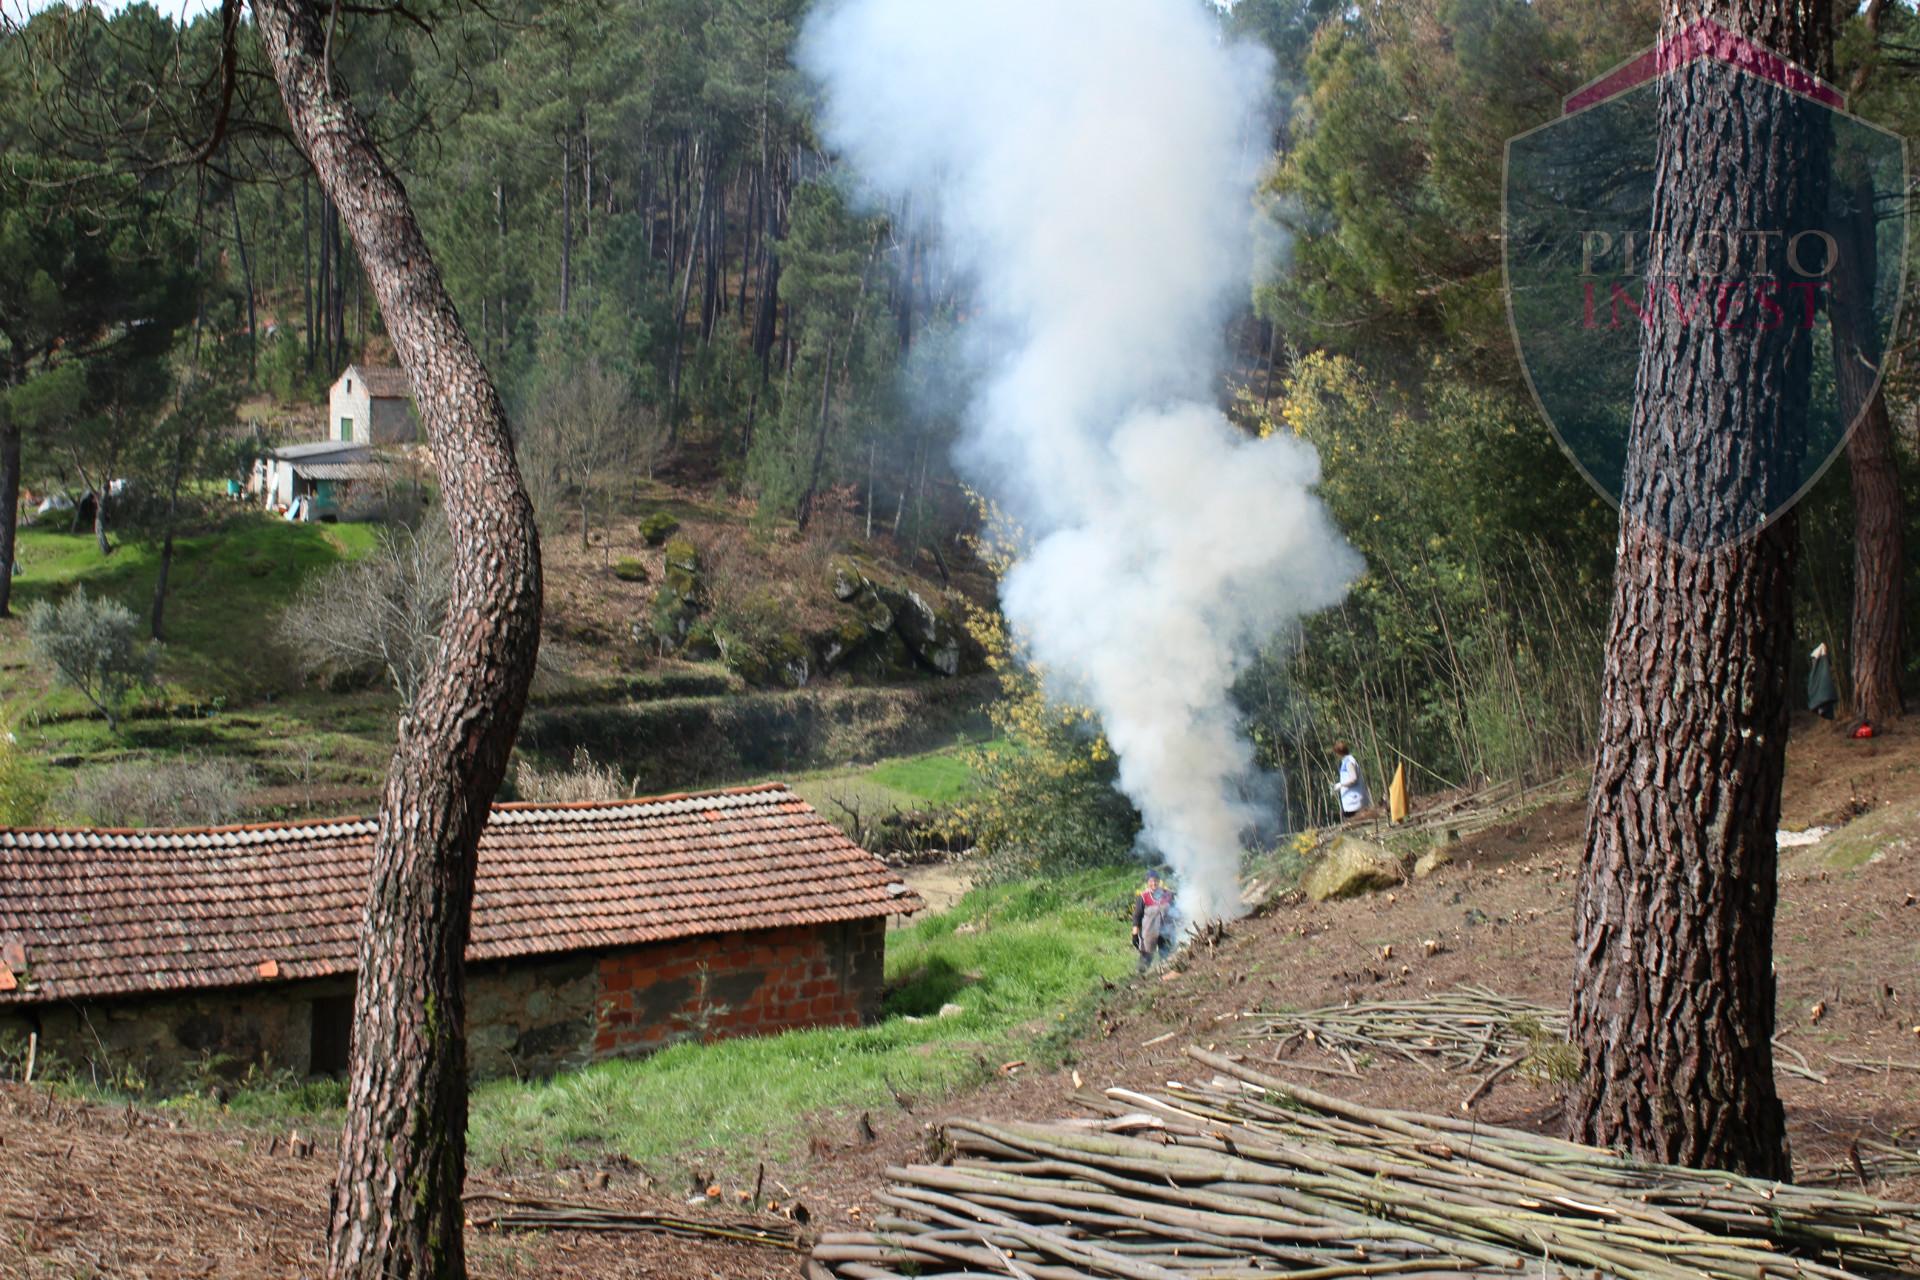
[0,784,920,1087]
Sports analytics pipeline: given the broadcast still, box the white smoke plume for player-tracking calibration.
[800,0,1360,924]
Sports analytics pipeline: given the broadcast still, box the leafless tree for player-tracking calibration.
[522,357,659,549]
[283,517,452,708]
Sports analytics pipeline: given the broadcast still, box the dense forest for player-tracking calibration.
[3,0,1917,816]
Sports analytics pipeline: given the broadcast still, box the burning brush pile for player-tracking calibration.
[808,1046,1920,1279]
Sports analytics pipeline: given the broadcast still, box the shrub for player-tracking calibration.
[26,587,156,730]
[951,519,1138,880]
[63,756,253,827]
[282,517,451,706]
[513,746,631,804]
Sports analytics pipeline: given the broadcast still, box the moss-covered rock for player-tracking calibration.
[815,616,874,672]
[828,557,868,602]
[769,632,812,689]
[660,538,701,599]
[639,512,681,547]
[886,586,965,676]
[612,558,649,583]
[647,539,706,653]
[1303,836,1403,902]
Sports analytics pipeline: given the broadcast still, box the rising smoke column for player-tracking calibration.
[800,0,1360,924]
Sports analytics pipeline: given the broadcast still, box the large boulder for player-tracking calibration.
[883,586,964,676]
[1303,836,1403,902]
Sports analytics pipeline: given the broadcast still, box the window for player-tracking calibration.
[309,992,354,1076]
[345,377,353,393]
[339,416,354,442]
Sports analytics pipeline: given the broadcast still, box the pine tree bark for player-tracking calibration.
[0,399,18,619]
[1845,394,1903,724]
[1828,113,1904,726]
[250,3,543,1278]
[1570,0,1829,1180]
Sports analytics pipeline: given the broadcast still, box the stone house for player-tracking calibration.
[0,784,920,1088]
[327,364,417,446]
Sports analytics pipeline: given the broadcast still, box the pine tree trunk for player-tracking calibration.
[559,122,573,319]
[230,183,258,382]
[249,4,543,1278]
[0,401,18,619]
[150,433,186,641]
[1828,113,1904,727]
[1570,0,1829,1181]
[1845,395,1903,723]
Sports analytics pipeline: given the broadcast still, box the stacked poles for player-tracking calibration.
[1240,988,1828,1086]
[810,1047,1920,1280]
[1237,986,1566,1077]
[465,1193,803,1249]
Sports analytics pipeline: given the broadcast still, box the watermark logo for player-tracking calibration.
[1504,20,1907,550]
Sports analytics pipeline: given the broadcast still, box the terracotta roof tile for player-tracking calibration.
[346,365,412,400]
[0,783,922,1005]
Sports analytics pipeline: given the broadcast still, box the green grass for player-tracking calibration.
[5,515,378,705]
[467,865,1137,1172]
[0,514,389,818]
[782,737,1008,823]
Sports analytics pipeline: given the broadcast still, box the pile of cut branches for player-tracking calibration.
[467,1192,802,1249]
[1238,985,1567,1079]
[809,1046,1920,1279]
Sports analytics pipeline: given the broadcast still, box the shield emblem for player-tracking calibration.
[1504,20,1908,550]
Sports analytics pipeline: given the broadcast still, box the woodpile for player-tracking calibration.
[1238,985,1565,1078]
[466,1192,803,1249]
[809,1046,1920,1279]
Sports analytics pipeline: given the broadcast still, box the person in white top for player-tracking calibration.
[1331,740,1368,822]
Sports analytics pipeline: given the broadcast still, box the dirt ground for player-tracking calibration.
[4,714,1917,1278]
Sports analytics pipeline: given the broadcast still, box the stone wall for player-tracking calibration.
[0,917,890,1090]
[0,976,352,1092]
[466,952,599,1079]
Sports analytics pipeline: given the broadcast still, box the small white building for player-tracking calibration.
[327,365,417,446]
[251,441,387,521]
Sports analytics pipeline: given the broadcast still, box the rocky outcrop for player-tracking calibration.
[649,548,981,690]
[822,558,978,680]
[1303,836,1403,902]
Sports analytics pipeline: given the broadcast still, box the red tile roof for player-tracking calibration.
[0,784,922,1006]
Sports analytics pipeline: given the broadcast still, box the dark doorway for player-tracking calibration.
[309,992,354,1076]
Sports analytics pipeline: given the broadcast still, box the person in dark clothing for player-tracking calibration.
[1807,643,1838,720]
[1130,870,1175,972]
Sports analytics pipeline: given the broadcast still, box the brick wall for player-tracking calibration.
[592,918,886,1059]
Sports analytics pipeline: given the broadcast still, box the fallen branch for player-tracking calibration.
[465,1192,803,1250]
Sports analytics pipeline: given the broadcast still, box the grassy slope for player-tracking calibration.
[467,867,1137,1171]
[0,517,395,815]
[780,737,1010,820]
